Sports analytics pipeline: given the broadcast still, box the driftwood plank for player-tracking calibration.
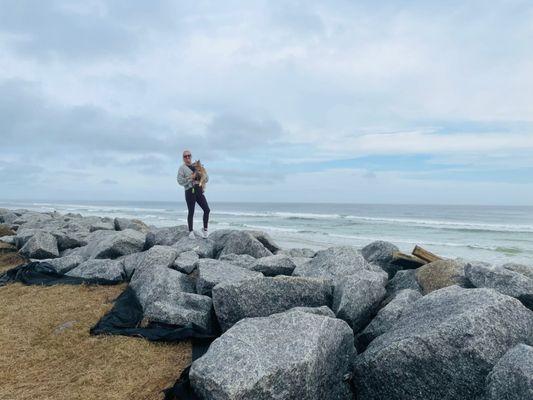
[412,245,442,263]
[391,251,427,269]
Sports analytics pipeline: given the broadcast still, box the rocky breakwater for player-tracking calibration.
[1,207,533,399]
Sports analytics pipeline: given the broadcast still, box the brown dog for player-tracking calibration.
[192,160,208,192]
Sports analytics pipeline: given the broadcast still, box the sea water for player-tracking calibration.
[1,200,532,265]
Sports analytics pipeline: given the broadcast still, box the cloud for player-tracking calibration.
[0,1,532,204]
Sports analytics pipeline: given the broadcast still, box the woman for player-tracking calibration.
[177,150,210,239]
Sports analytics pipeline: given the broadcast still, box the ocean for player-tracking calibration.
[1,200,532,266]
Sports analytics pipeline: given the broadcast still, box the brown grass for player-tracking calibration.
[0,282,191,400]
[0,223,15,236]
[0,252,27,274]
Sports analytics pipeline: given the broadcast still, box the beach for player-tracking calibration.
[2,200,532,265]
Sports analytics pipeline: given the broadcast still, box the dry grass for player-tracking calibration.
[0,252,27,274]
[0,282,191,400]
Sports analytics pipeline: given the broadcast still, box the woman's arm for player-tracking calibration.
[177,166,191,186]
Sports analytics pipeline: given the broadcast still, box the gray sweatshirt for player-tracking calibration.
[177,163,209,190]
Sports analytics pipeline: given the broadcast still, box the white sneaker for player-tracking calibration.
[202,229,208,239]
[188,231,195,239]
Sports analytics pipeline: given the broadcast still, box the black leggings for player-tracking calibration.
[185,186,210,231]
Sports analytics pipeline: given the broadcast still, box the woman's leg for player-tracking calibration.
[195,191,210,230]
[185,189,196,231]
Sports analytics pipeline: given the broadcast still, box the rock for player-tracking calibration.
[84,229,146,259]
[218,231,273,259]
[0,242,16,255]
[113,217,150,233]
[130,266,212,330]
[85,216,115,232]
[121,245,178,278]
[465,262,533,310]
[290,256,313,268]
[502,262,533,280]
[218,253,256,269]
[280,247,317,258]
[173,250,200,274]
[416,259,470,294]
[212,276,333,331]
[0,235,16,245]
[42,254,86,274]
[190,309,355,400]
[332,270,387,332]
[286,305,336,318]
[361,240,401,278]
[196,259,263,296]
[354,286,533,400]
[144,225,189,249]
[0,211,19,226]
[0,224,15,236]
[174,236,216,258]
[250,254,297,276]
[485,344,533,400]
[66,259,125,281]
[19,231,59,259]
[246,230,282,254]
[386,269,423,299]
[358,289,422,348]
[293,246,386,282]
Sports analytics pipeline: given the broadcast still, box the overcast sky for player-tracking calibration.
[1,0,532,205]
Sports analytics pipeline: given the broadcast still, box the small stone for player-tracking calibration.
[195,259,262,296]
[66,259,125,281]
[19,231,59,259]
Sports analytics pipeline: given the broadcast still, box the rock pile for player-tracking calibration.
[2,207,532,400]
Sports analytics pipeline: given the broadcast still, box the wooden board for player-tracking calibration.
[412,245,442,263]
[391,251,427,269]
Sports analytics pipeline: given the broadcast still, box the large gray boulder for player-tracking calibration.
[280,247,316,258]
[174,236,216,258]
[218,231,273,259]
[190,309,355,400]
[361,240,401,278]
[144,225,189,248]
[19,231,59,259]
[416,259,470,294]
[130,266,212,330]
[354,286,533,400]
[246,230,282,254]
[114,217,150,233]
[502,262,533,280]
[173,250,200,274]
[386,269,422,300]
[66,259,125,281]
[332,270,387,332]
[250,254,297,276]
[358,289,422,348]
[212,276,333,331]
[485,344,533,400]
[218,253,256,269]
[465,262,533,309]
[293,246,386,282]
[196,259,263,296]
[122,245,178,278]
[42,254,86,274]
[84,229,146,259]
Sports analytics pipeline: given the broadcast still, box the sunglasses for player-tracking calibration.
[183,154,191,158]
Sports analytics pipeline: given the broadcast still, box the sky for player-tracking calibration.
[1,0,532,205]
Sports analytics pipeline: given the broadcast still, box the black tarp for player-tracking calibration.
[0,261,216,400]
[0,261,123,286]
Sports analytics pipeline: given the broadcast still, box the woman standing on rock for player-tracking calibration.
[177,150,210,239]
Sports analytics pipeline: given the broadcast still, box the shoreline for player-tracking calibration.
[1,201,532,266]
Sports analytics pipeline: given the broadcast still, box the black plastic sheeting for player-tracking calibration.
[0,261,217,400]
[0,261,123,286]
